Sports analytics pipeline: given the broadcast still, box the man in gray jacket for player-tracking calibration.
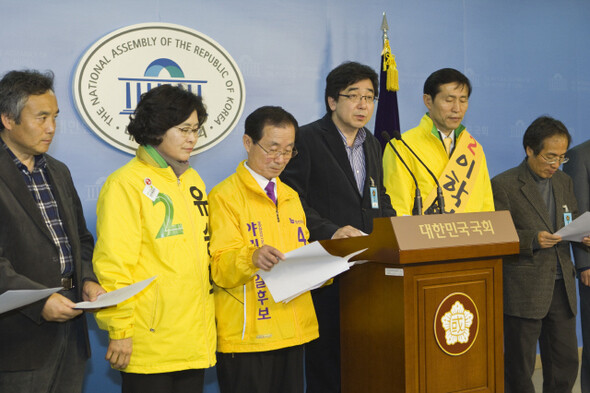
[492,116,590,393]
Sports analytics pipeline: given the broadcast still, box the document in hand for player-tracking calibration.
[74,276,156,309]
[554,211,590,242]
[257,242,366,303]
[0,287,62,314]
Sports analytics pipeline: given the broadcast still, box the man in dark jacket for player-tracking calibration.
[0,70,104,393]
[281,61,396,393]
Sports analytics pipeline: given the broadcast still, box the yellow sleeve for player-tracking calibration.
[209,188,258,289]
[92,177,142,340]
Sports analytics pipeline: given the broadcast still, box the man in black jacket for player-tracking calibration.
[281,61,396,393]
[0,70,104,393]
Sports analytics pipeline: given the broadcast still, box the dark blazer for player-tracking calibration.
[492,160,578,319]
[0,147,96,371]
[281,114,396,241]
[563,140,590,271]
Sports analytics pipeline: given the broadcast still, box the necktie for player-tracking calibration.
[265,181,276,204]
[443,137,452,157]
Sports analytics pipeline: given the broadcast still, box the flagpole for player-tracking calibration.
[374,12,401,148]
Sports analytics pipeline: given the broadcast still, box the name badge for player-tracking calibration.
[563,204,572,226]
[143,178,159,201]
[369,177,379,209]
[370,187,379,209]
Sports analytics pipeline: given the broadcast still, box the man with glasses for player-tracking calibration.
[563,140,590,393]
[383,68,494,215]
[281,61,395,393]
[209,106,318,393]
[492,116,590,393]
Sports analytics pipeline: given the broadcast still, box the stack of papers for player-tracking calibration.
[258,242,366,303]
[0,287,62,314]
[555,211,590,242]
[75,276,156,309]
[0,276,156,315]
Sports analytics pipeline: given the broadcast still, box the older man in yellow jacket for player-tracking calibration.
[209,106,318,393]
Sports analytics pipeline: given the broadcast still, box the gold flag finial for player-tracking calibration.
[380,12,398,91]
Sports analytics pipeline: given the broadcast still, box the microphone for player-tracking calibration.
[395,136,446,214]
[381,131,422,216]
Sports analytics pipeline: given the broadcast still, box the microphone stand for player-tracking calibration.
[382,132,422,215]
[396,137,446,214]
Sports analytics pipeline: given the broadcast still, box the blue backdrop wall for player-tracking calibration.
[2,1,590,391]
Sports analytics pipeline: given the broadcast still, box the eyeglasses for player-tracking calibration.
[256,142,298,160]
[338,93,377,103]
[539,153,569,165]
[174,125,204,137]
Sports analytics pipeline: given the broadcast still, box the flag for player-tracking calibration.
[374,36,401,150]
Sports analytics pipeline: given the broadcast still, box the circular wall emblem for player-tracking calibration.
[434,292,479,356]
[72,23,245,155]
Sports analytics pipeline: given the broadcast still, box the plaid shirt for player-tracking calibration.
[1,141,74,276]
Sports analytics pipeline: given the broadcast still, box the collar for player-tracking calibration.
[0,137,46,172]
[138,145,190,177]
[425,112,465,140]
[525,158,551,185]
[438,129,455,144]
[244,161,276,193]
[336,126,367,148]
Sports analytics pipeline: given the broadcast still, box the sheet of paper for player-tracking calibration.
[74,276,156,309]
[554,211,590,242]
[258,242,366,303]
[0,287,62,314]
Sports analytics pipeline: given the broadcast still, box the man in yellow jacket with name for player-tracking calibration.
[383,68,494,215]
[209,106,318,393]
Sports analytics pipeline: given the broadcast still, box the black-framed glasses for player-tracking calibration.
[338,93,377,103]
[256,142,298,159]
[539,153,569,165]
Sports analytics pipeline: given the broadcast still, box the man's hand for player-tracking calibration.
[106,337,133,369]
[332,225,363,239]
[252,245,285,271]
[538,231,562,248]
[41,293,82,322]
[82,280,107,302]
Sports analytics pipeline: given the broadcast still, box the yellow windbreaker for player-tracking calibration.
[93,146,216,373]
[383,114,495,216]
[208,161,318,353]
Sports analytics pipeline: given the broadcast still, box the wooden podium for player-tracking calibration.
[320,211,519,393]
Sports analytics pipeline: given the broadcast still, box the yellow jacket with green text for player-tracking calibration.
[93,146,216,374]
[383,114,494,216]
[208,161,318,353]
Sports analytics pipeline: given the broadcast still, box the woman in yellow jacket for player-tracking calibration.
[92,85,216,393]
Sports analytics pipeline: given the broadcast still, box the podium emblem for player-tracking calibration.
[434,292,479,356]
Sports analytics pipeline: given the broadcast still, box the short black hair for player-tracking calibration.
[244,106,298,144]
[423,68,471,100]
[324,62,379,113]
[523,116,571,155]
[0,70,54,130]
[127,84,207,146]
